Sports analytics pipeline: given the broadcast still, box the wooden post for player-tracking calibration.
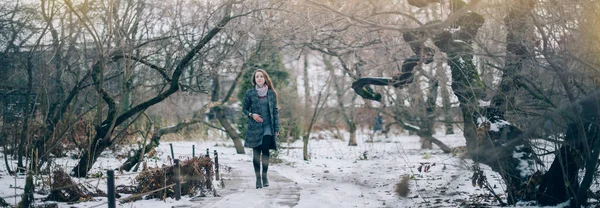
[205,148,211,190]
[174,159,181,200]
[214,150,219,181]
[205,162,212,190]
[107,170,116,208]
[170,143,175,161]
[192,145,195,158]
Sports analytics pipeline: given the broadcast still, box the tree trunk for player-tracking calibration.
[17,57,34,172]
[34,71,91,171]
[536,145,579,205]
[421,77,438,149]
[490,0,536,116]
[210,69,245,154]
[214,106,245,153]
[0,196,8,207]
[72,124,113,177]
[437,36,534,204]
[302,135,309,160]
[303,55,311,127]
[324,54,358,146]
[303,55,313,160]
[120,60,132,113]
[348,124,357,146]
[537,91,600,206]
[1,130,13,175]
[439,59,454,135]
[18,171,34,208]
[33,4,67,172]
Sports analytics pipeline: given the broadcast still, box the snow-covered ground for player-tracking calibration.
[0,128,570,207]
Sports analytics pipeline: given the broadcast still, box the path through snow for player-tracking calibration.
[189,156,300,208]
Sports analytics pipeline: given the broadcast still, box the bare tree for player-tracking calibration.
[302,70,330,160]
[60,0,239,177]
[324,55,359,146]
[307,0,600,206]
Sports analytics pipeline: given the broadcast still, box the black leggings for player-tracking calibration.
[253,135,273,174]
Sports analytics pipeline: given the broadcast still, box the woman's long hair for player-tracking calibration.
[252,69,278,98]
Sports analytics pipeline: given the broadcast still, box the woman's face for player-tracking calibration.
[255,71,266,87]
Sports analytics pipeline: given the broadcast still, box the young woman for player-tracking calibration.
[241,69,280,189]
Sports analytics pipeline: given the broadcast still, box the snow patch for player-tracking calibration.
[404,123,420,130]
[476,117,511,132]
[453,39,468,45]
[478,100,491,107]
[490,120,510,132]
[513,145,535,178]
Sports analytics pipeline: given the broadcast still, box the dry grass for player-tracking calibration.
[395,175,411,198]
[46,169,96,202]
[133,157,214,200]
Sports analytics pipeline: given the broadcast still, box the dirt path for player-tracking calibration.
[190,158,300,208]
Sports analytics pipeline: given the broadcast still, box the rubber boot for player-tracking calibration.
[262,172,269,187]
[255,172,262,189]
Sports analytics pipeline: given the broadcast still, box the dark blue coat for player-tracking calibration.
[242,88,279,150]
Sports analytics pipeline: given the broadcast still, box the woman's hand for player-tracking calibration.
[275,132,279,136]
[252,114,263,122]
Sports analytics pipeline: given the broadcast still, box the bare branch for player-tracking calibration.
[306,0,482,33]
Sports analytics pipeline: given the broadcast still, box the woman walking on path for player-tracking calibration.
[242,69,280,189]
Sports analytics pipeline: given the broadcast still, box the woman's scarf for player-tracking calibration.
[256,84,268,97]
